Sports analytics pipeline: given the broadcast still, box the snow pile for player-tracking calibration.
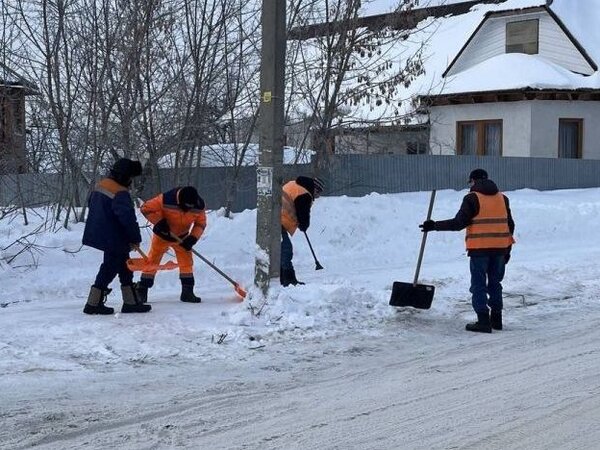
[2,187,600,376]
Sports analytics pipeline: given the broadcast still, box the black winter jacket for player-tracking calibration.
[294,176,318,232]
[82,177,142,254]
[435,179,515,256]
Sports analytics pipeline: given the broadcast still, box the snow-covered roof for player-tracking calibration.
[0,61,39,94]
[301,0,600,124]
[158,144,314,169]
[430,0,600,96]
[438,53,600,95]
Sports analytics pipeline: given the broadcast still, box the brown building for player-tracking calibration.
[1,63,38,174]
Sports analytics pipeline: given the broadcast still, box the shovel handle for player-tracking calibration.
[133,245,149,260]
[414,190,436,286]
[170,233,243,290]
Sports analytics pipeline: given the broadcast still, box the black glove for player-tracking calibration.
[153,219,176,242]
[298,223,308,232]
[180,235,198,251]
[504,253,511,265]
[419,220,436,233]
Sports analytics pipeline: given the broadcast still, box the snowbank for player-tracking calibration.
[1,187,600,376]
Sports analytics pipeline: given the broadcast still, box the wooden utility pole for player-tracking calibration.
[254,0,286,294]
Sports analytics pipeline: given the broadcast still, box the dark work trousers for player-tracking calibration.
[94,251,133,289]
[281,227,294,271]
[469,254,506,314]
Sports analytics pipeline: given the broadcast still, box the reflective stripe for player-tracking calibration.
[471,218,508,225]
[466,232,512,239]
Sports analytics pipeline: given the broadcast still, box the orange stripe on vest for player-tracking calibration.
[465,192,515,250]
[281,181,310,235]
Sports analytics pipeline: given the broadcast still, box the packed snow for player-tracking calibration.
[2,186,600,448]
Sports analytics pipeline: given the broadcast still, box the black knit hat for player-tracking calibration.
[109,158,142,186]
[178,186,200,209]
[468,168,488,182]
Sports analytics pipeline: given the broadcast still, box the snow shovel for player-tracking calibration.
[126,246,179,273]
[303,231,323,270]
[389,190,436,309]
[171,234,247,299]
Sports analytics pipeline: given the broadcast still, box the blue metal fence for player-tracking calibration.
[1,156,599,211]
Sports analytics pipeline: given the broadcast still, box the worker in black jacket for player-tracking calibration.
[420,169,515,332]
[280,176,325,286]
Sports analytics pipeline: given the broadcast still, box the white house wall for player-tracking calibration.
[447,11,595,77]
[530,101,600,159]
[428,102,532,156]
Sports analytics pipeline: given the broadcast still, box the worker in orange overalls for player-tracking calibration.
[280,176,324,286]
[135,186,207,303]
[419,169,515,333]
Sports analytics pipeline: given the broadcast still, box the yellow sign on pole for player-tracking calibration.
[262,91,272,103]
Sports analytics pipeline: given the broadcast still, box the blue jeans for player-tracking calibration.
[281,227,294,271]
[469,255,506,314]
[94,251,133,289]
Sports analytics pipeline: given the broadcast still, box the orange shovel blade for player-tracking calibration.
[234,283,247,299]
[126,258,179,272]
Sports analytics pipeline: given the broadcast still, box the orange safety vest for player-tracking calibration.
[141,190,207,240]
[281,181,311,235]
[465,192,515,250]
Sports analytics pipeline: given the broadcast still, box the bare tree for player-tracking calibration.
[286,0,427,169]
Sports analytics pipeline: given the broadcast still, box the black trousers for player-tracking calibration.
[94,251,133,289]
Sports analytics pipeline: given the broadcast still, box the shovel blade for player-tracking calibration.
[126,258,179,272]
[234,283,247,300]
[389,281,435,309]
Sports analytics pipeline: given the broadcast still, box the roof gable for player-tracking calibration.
[443,5,597,78]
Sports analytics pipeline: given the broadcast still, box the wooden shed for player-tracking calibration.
[1,64,39,174]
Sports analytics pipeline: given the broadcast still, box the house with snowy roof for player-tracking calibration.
[291,0,600,159]
[421,0,600,158]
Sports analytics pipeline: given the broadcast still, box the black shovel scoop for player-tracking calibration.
[389,190,436,309]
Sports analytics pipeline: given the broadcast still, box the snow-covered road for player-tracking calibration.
[3,302,600,449]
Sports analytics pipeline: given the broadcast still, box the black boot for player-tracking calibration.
[290,268,305,286]
[121,285,152,313]
[83,286,114,315]
[280,268,293,287]
[491,309,503,330]
[134,282,149,303]
[280,268,305,287]
[465,312,492,333]
[180,285,201,303]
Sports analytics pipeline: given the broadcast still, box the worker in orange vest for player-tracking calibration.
[419,169,515,333]
[135,186,207,303]
[280,176,325,286]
